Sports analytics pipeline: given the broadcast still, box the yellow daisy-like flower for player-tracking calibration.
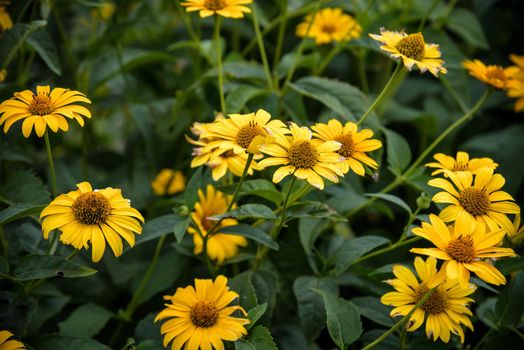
[187,185,247,264]
[181,0,252,19]
[92,1,115,21]
[151,169,186,196]
[258,123,345,190]
[425,151,498,176]
[507,54,524,112]
[0,330,25,350]
[40,182,144,262]
[0,86,92,138]
[369,28,447,77]
[428,168,520,234]
[296,8,361,45]
[155,275,249,350]
[411,214,515,286]
[311,119,382,176]
[463,59,519,90]
[0,2,13,34]
[381,257,475,343]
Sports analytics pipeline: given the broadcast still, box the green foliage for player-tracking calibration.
[13,254,97,281]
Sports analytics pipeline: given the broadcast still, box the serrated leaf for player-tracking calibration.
[26,29,62,75]
[14,254,97,281]
[230,271,258,311]
[330,236,391,275]
[0,170,51,205]
[58,303,112,337]
[365,193,412,214]
[235,325,277,350]
[383,128,411,173]
[221,224,278,250]
[226,85,267,113]
[246,303,267,330]
[287,201,346,221]
[0,20,47,68]
[211,204,276,220]
[184,168,202,211]
[352,296,394,327]
[0,203,45,225]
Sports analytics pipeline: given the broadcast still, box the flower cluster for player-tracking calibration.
[296,8,362,45]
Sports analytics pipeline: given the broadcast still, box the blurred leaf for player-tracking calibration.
[184,168,203,211]
[0,203,45,225]
[33,335,111,350]
[58,303,112,337]
[496,256,524,275]
[247,303,268,330]
[211,204,276,220]
[495,271,524,327]
[136,340,164,350]
[0,291,34,336]
[287,201,346,221]
[252,271,278,324]
[383,128,411,174]
[276,52,321,79]
[0,20,47,68]
[135,313,162,344]
[0,170,51,205]
[299,218,327,254]
[221,224,278,250]
[14,254,97,281]
[206,61,266,81]
[230,271,258,311]
[26,29,62,75]
[352,296,394,328]
[226,85,268,113]
[330,236,391,276]
[314,289,362,349]
[174,217,191,243]
[235,325,278,350]
[132,214,181,248]
[0,256,8,275]
[446,8,489,49]
[219,179,283,205]
[365,193,412,214]
[477,297,498,329]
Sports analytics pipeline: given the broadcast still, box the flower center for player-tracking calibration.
[395,33,425,61]
[204,0,226,11]
[321,24,337,34]
[446,236,476,263]
[334,133,354,158]
[236,122,267,149]
[29,94,53,116]
[191,301,219,328]
[288,140,319,168]
[486,66,507,86]
[72,192,111,225]
[453,161,469,171]
[415,284,447,314]
[459,187,490,216]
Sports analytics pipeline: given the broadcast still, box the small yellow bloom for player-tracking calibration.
[463,59,519,90]
[187,185,247,264]
[507,54,524,112]
[381,257,475,343]
[369,28,447,76]
[40,182,144,262]
[311,119,382,176]
[0,85,91,138]
[411,214,515,286]
[151,169,186,196]
[0,3,13,34]
[0,330,25,350]
[425,151,498,176]
[92,1,115,21]
[181,0,252,19]
[155,275,250,350]
[296,8,361,45]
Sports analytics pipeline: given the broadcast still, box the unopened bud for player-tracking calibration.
[416,192,431,210]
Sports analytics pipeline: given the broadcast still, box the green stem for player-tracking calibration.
[356,49,369,94]
[357,63,402,126]
[362,288,436,350]
[417,0,441,31]
[44,131,57,198]
[315,44,343,76]
[273,0,288,80]
[252,5,274,90]
[214,16,226,114]
[350,237,421,267]
[440,76,469,113]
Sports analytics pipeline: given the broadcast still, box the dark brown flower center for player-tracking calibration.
[204,0,226,11]
[415,284,447,314]
[459,187,490,216]
[395,33,425,61]
[191,301,219,328]
[72,192,111,225]
[453,161,469,171]
[29,94,53,116]
[236,122,266,149]
[288,140,319,168]
[321,24,336,34]
[446,236,476,263]
[334,133,354,158]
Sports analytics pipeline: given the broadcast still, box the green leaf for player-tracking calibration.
[446,8,489,50]
[0,170,51,205]
[174,217,191,243]
[235,325,278,350]
[352,296,394,327]
[276,52,321,79]
[184,168,203,211]
[58,303,112,337]
[383,128,411,173]
[477,297,498,329]
[230,271,258,311]
[314,289,363,350]
[287,201,346,221]
[495,271,524,327]
[219,180,283,205]
[14,254,97,281]
[365,193,412,214]
[247,303,268,330]
[26,29,62,75]
[0,256,8,275]
[206,61,266,81]
[0,20,47,68]
[132,214,181,248]
[226,85,268,113]
[211,204,276,220]
[330,236,391,275]
[34,335,112,350]
[289,76,374,121]
[221,224,279,250]
[293,276,338,342]
[0,203,45,225]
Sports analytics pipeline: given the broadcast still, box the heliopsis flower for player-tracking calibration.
[425,151,498,176]
[509,214,524,241]
[506,54,524,112]
[92,1,115,21]
[0,86,91,138]
[0,330,25,350]
[40,182,144,262]
[0,2,13,34]
[381,257,475,343]
[428,168,520,234]
[155,275,249,350]
[411,214,515,286]
[296,8,361,45]
[151,169,186,196]
[369,29,447,77]
[181,0,252,19]
[187,185,247,264]
[258,123,345,190]
[311,119,382,176]
[463,59,519,90]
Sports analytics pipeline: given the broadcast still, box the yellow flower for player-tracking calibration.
[369,29,447,77]
[0,69,6,83]
[181,0,252,19]
[311,119,382,176]
[0,330,25,350]
[155,275,249,350]
[151,169,186,196]
[40,182,144,262]
[296,8,361,45]
[381,257,475,343]
[187,185,247,264]
[0,86,91,138]
[463,59,519,90]
[92,1,115,21]
[258,123,345,190]
[509,213,523,239]
[507,54,524,112]
[425,151,498,176]
[0,3,13,34]
[411,214,515,286]
[428,168,520,234]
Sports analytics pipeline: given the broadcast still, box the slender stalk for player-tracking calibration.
[273,0,288,76]
[417,0,441,31]
[214,16,226,114]
[315,44,343,76]
[44,131,57,198]
[440,76,469,113]
[356,49,369,94]
[252,5,274,90]
[362,288,436,350]
[349,237,421,267]
[357,63,402,126]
